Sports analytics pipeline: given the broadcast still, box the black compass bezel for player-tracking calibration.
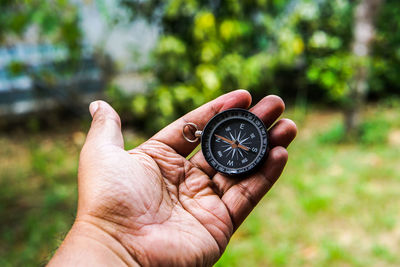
[201,108,269,176]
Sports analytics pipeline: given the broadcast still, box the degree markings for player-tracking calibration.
[202,109,268,175]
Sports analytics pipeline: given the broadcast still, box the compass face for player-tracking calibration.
[201,108,268,176]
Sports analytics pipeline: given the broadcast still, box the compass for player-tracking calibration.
[183,108,269,176]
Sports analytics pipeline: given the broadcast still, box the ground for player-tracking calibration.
[0,104,399,266]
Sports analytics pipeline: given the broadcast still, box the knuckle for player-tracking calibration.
[277,119,298,139]
[282,118,297,134]
[272,146,288,162]
[237,182,257,207]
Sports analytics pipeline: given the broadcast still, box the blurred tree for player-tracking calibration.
[345,0,384,137]
[0,0,82,60]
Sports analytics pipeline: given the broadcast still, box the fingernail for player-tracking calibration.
[89,101,99,117]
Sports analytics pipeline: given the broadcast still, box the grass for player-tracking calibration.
[1,104,400,266]
[217,105,400,267]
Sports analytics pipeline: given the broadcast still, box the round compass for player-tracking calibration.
[200,108,269,176]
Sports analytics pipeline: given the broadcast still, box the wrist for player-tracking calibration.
[48,219,140,267]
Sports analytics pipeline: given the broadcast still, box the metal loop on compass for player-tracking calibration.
[182,123,202,143]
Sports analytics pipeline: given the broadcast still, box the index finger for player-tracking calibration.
[221,146,288,230]
[150,90,252,156]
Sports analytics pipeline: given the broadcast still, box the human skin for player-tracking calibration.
[48,90,297,267]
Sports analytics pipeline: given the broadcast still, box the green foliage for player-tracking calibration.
[318,122,346,144]
[360,117,390,145]
[118,0,370,131]
[318,114,391,145]
[0,136,78,265]
[370,0,400,97]
[307,54,355,102]
[111,0,400,133]
[371,244,397,263]
[105,84,133,116]
[120,0,311,130]
[0,1,82,59]
[6,61,26,76]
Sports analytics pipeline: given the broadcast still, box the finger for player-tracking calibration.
[211,119,296,195]
[84,100,124,149]
[194,117,296,178]
[221,146,288,230]
[268,118,297,148]
[189,95,286,177]
[249,95,285,128]
[150,90,252,156]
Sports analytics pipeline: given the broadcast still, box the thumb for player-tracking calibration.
[85,100,124,148]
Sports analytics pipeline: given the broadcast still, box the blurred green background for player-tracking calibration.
[1,0,400,266]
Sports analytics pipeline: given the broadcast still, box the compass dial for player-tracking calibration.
[201,108,268,176]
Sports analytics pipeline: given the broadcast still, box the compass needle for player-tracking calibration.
[240,136,250,143]
[229,132,235,141]
[223,146,232,152]
[237,131,241,142]
[215,134,234,145]
[238,144,250,151]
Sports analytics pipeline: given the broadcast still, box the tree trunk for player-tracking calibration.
[345,0,384,137]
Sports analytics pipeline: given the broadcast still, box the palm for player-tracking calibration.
[77,91,296,266]
[82,141,232,265]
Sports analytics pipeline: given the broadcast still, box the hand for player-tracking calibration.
[48,90,297,267]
